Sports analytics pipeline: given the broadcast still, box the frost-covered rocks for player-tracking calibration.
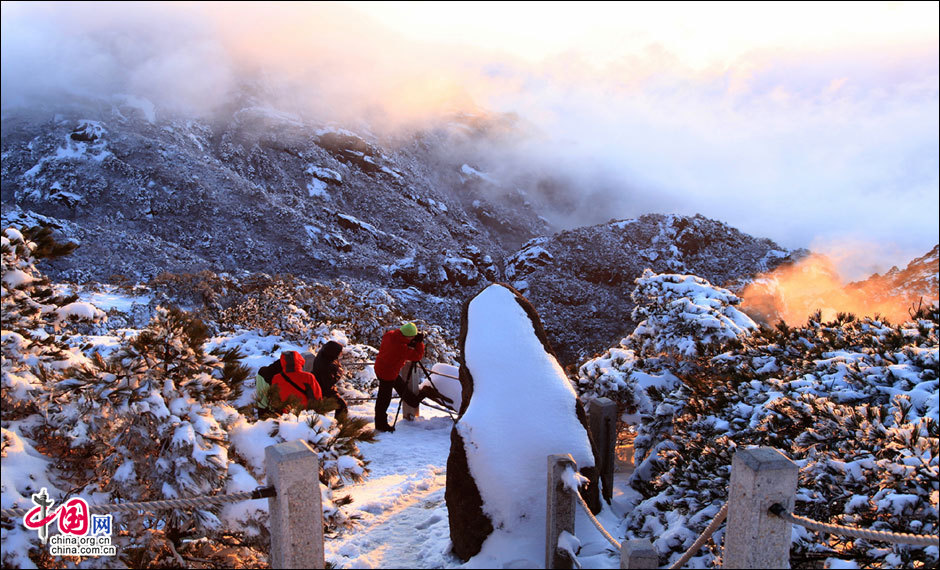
[0,107,536,300]
[504,213,802,364]
[849,244,939,309]
[446,283,598,562]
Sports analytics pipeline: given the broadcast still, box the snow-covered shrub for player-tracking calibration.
[578,270,937,568]
[2,230,376,567]
[579,270,756,467]
[629,269,757,367]
[212,273,456,366]
[614,309,939,568]
[2,226,102,419]
[1,225,105,568]
[42,306,249,564]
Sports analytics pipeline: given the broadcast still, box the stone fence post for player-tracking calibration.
[621,539,658,569]
[265,440,325,569]
[587,397,617,504]
[723,447,798,569]
[546,454,577,569]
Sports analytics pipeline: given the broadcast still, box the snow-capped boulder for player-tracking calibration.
[446,283,599,562]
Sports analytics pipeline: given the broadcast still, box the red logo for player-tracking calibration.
[58,498,89,535]
[24,494,90,537]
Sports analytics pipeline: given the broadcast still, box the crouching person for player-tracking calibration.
[304,340,349,421]
[257,350,322,414]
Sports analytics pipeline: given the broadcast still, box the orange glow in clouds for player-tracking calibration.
[740,253,925,326]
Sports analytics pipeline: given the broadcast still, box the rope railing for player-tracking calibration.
[573,489,621,551]
[668,502,728,569]
[769,504,939,547]
[0,486,276,519]
[427,371,460,381]
[570,481,730,569]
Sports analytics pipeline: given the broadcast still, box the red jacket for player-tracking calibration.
[272,351,322,407]
[374,330,424,381]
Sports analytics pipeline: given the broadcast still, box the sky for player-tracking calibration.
[1,1,938,278]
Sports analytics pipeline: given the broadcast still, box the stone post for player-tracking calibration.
[265,440,324,569]
[620,539,658,569]
[723,447,798,569]
[588,397,617,504]
[546,454,577,569]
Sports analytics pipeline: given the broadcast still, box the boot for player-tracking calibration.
[419,385,453,406]
[374,417,395,432]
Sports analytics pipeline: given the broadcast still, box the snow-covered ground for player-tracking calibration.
[326,400,635,569]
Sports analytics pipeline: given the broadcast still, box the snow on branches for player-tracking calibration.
[629,269,757,363]
[578,268,938,569]
[1,224,374,568]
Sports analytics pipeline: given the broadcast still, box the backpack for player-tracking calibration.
[256,360,281,411]
[261,354,319,410]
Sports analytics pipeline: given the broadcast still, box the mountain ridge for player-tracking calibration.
[4,103,933,363]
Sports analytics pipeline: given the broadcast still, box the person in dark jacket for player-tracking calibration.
[373,323,450,432]
[305,340,349,420]
[262,351,322,411]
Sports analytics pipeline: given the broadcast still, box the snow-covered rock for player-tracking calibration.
[446,283,599,562]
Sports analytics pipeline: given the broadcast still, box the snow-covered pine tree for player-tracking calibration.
[45,306,376,567]
[1,224,105,568]
[2,224,379,568]
[44,305,249,565]
[579,269,757,478]
[1,225,102,418]
[580,271,939,568]
[628,269,757,368]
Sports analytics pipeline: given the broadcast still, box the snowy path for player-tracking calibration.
[326,402,631,569]
[326,404,463,568]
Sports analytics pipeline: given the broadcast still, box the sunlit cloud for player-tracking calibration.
[1,1,937,277]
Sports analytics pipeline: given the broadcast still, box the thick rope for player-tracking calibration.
[669,502,728,569]
[770,504,939,547]
[0,486,275,519]
[428,371,460,381]
[573,490,621,551]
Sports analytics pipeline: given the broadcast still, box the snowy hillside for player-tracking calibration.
[0,104,545,286]
[849,244,940,308]
[1,101,809,365]
[3,224,938,569]
[505,213,803,363]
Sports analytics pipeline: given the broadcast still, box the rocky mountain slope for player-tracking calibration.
[848,244,940,309]
[2,100,804,363]
[503,213,805,363]
[1,100,544,286]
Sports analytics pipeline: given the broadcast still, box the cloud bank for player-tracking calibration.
[2,1,937,278]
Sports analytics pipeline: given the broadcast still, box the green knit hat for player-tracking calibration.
[400,322,418,337]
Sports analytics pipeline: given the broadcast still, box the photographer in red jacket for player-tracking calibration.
[373,323,449,432]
